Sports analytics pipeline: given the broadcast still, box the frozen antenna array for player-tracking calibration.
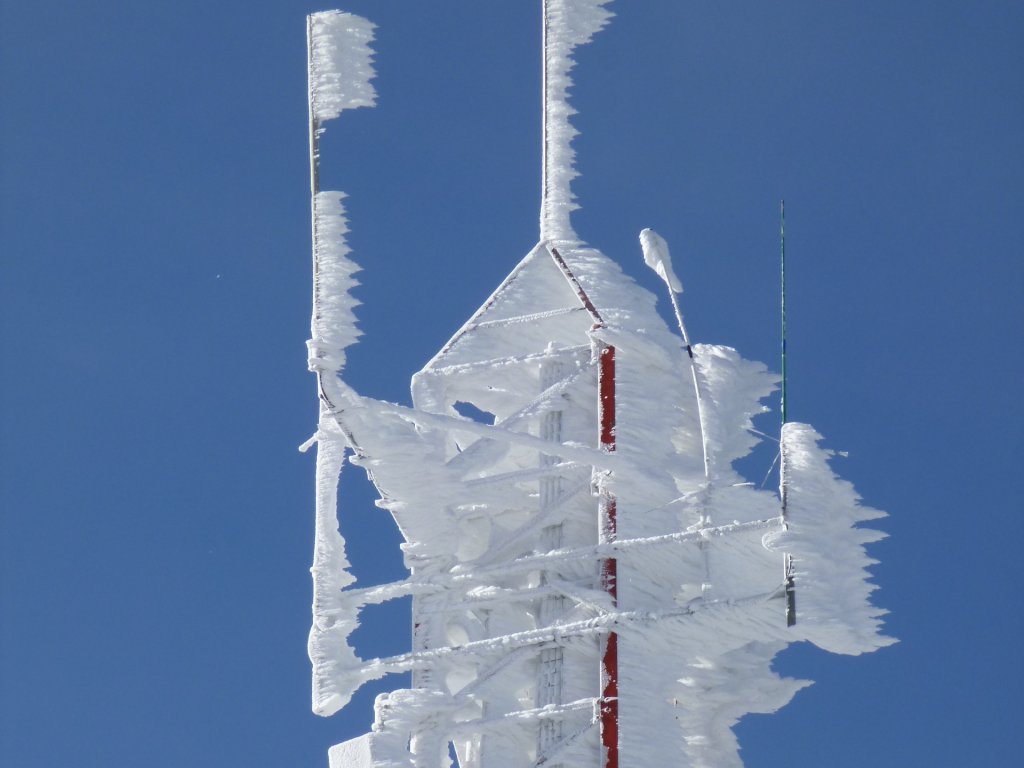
[301,3,894,767]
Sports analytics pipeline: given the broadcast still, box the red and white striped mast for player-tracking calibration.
[541,0,617,762]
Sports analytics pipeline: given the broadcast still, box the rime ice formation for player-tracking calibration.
[309,10,377,123]
[303,4,893,767]
[639,228,683,294]
[541,0,614,242]
[305,10,377,719]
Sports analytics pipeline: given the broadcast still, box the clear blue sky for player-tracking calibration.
[2,1,1021,766]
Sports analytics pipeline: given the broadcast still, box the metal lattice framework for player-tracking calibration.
[303,4,893,767]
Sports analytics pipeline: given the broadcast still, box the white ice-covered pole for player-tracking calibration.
[307,10,376,388]
[540,0,614,243]
[640,228,718,606]
[777,199,797,626]
[639,229,711,482]
[305,10,377,719]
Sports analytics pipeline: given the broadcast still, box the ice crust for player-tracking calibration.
[303,3,891,765]
[311,191,362,375]
[768,422,897,656]
[309,11,376,124]
[309,238,892,766]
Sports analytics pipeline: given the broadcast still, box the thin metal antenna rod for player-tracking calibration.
[666,291,712,482]
[307,16,325,399]
[307,16,322,200]
[540,0,550,241]
[306,15,335,416]
[779,198,796,626]
[780,199,787,425]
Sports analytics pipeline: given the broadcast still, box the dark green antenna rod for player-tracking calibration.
[779,198,796,626]
[780,199,787,425]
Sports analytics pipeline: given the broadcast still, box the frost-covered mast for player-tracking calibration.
[303,4,893,768]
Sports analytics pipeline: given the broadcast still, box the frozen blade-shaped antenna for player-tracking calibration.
[640,227,683,293]
[541,0,614,242]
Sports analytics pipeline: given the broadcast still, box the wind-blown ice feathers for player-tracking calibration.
[541,0,614,242]
[307,10,377,376]
[310,191,362,375]
[309,11,377,124]
[767,423,896,655]
[302,3,893,765]
[309,421,361,716]
[305,10,378,718]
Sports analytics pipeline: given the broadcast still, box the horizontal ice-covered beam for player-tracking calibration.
[468,306,588,331]
[419,344,591,379]
[328,515,785,612]
[321,377,620,471]
[448,697,598,737]
[331,588,790,694]
[450,515,784,581]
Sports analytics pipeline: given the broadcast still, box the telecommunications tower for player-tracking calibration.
[302,4,893,767]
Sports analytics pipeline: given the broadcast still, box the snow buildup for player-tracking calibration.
[304,9,379,720]
[309,418,361,717]
[303,3,892,766]
[310,191,362,376]
[767,422,897,656]
[308,10,377,125]
[541,0,615,243]
[306,237,892,766]
[639,228,683,293]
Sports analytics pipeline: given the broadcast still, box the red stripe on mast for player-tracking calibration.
[598,344,618,768]
[547,245,618,766]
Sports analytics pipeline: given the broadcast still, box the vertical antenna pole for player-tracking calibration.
[540,0,550,242]
[780,199,787,426]
[307,16,320,200]
[307,16,323,396]
[307,16,331,411]
[779,198,796,626]
[666,291,711,481]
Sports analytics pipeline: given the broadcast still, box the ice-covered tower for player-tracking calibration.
[302,4,894,768]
